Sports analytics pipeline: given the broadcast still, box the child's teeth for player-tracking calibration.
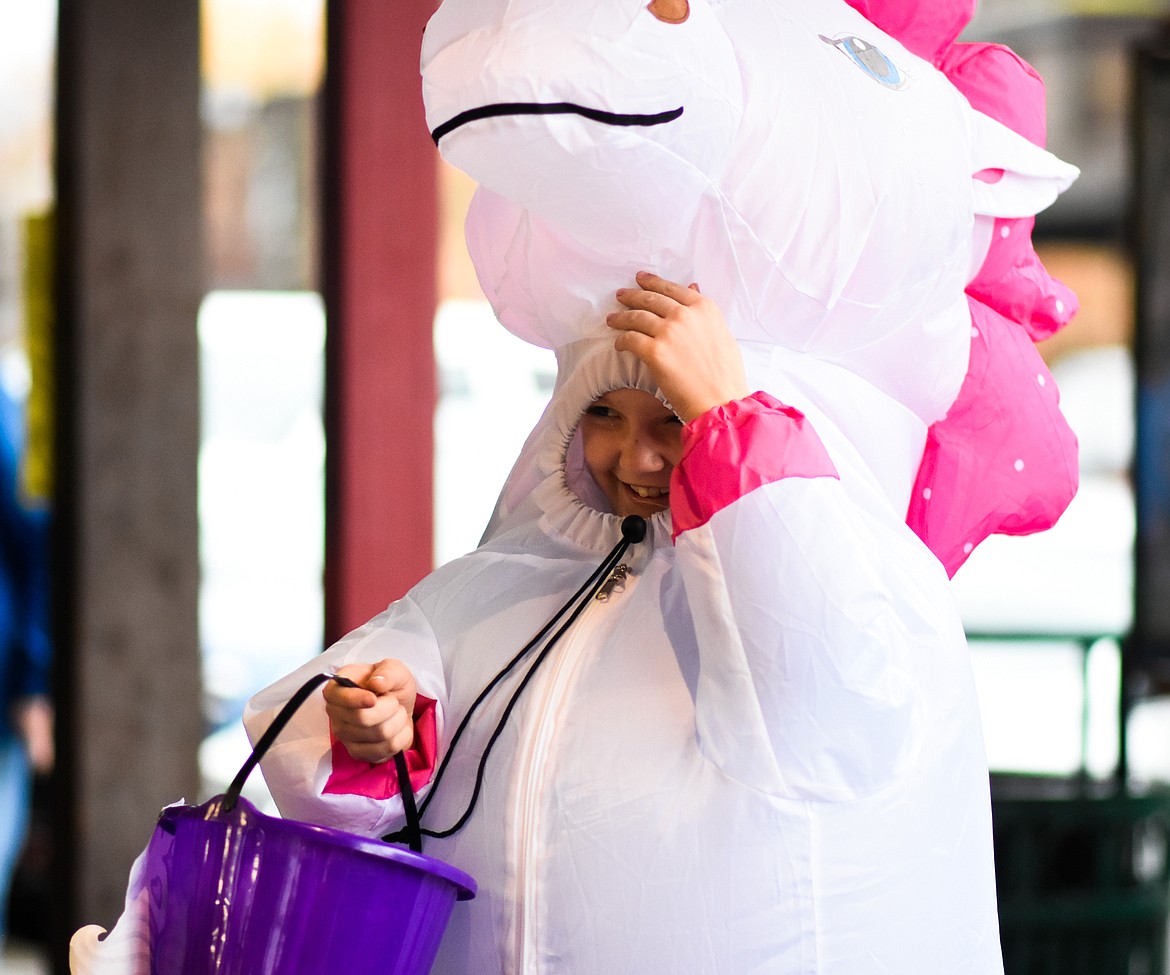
[632,486,668,498]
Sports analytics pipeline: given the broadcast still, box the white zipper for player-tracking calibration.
[510,566,636,974]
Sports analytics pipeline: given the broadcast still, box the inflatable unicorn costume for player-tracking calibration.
[76,1,1080,972]
[424,0,1080,575]
[247,1,1078,970]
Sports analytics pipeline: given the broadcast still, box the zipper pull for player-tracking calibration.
[596,564,629,602]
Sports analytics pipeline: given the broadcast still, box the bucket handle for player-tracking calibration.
[221,672,424,853]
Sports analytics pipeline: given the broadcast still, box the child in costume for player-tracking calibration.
[246,271,1004,973]
[73,1,1082,970]
[250,2,1085,969]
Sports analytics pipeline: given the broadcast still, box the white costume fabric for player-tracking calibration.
[247,339,1003,974]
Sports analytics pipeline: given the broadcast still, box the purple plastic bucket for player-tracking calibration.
[141,673,475,975]
[143,793,475,975]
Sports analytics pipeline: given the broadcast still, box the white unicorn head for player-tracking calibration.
[423,0,1080,573]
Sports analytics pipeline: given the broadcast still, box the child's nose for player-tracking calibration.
[623,433,668,471]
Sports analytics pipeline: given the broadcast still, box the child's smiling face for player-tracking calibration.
[579,388,683,517]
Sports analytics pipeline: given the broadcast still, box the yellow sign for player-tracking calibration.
[22,210,53,503]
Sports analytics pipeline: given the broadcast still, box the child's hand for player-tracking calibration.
[606,271,750,422]
[324,659,417,764]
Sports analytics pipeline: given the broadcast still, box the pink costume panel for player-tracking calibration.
[671,392,839,540]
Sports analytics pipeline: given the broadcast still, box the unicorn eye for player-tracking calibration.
[647,0,689,24]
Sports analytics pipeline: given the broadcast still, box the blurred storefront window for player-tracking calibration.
[196,0,326,800]
[0,2,55,378]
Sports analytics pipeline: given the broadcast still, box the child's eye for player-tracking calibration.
[666,414,683,426]
[585,404,617,419]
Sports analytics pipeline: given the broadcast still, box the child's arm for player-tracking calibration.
[608,272,972,801]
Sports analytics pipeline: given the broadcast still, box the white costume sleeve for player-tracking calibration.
[671,392,968,799]
[242,595,447,836]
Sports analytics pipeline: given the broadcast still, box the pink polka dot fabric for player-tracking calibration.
[847,0,1080,576]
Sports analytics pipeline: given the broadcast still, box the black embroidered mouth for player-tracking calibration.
[430,101,684,145]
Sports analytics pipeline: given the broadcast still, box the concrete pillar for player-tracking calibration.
[54,0,203,956]
[1132,27,1170,675]
[323,0,439,640]
[1123,25,1170,783]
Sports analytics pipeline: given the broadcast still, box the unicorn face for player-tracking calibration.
[421,0,1079,533]
[422,0,743,252]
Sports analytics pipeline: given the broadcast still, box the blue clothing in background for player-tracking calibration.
[0,385,50,733]
[0,385,50,945]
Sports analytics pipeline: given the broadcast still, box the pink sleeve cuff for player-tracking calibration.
[671,392,838,540]
[322,694,438,800]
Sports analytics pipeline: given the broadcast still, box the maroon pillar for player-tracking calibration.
[323,0,438,642]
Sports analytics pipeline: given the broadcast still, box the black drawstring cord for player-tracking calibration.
[223,672,335,814]
[415,516,639,820]
[392,751,423,853]
[383,515,646,846]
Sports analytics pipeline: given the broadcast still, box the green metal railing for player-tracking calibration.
[992,789,1170,975]
[967,632,1170,974]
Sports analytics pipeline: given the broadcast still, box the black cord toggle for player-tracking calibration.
[621,515,647,544]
